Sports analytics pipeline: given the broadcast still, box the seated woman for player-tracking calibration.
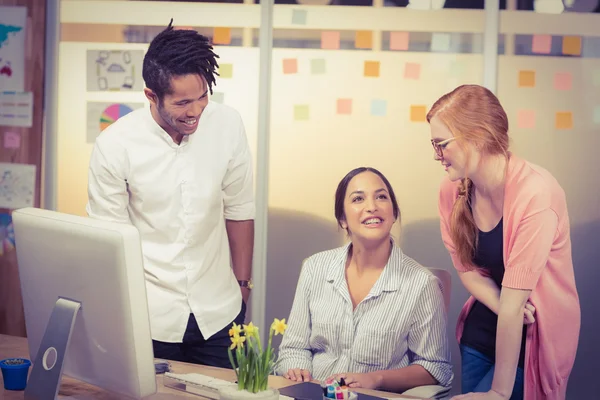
[275,167,453,393]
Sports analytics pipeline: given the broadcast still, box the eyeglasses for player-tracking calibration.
[431,137,456,158]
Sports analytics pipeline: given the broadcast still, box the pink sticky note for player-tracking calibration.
[3,131,21,149]
[321,31,340,50]
[404,62,421,80]
[390,32,409,51]
[554,72,572,91]
[532,35,552,54]
[337,99,352,115]
[517,110,536,129]
[282,58,297,74]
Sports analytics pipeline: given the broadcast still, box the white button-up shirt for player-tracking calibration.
[86,102,254,342]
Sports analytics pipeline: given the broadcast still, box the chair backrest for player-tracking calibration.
[428,268,452,313]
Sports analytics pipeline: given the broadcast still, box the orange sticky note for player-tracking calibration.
[517,110,535,129]
[519,70,535,88]
[404,62,420,80]
[562,36,582,56]
[390,32,409,51]
[555,111,573,130]
[554,72,572,91]
[410,105,427,122]
[355,31,373,49]
[283,58,297,74]
[213,27,231,45]
[321,31,340,50]
[337,99,352,115]
[364,61,380,77]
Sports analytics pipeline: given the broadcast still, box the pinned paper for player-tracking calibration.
[517,110,536,129]
[390,32,409,51]
[0,91,33,127]
[593,69,600,87]
[0,162,35,209]
[311,58,326,75]
[404,62,420,80]
[518,70,535,88]
[555,111,573,130]
[410,105,427,122]
[364,61,380,77]
[283,58,298,74]
[532,35,552,54]
[554,72,572,91]
[355,31,373,49]
[321,31,340,50]
[291,9,307,25]
[213,27,231,45]
[219,63,233,79]
[562,36,582,56]
[594,105,600,125]
[294,105,309,121]
[211,92,225,104]
[337,99,352,115]
[371,100,387,117]
[431,33,451,52]
[3,131,20,149]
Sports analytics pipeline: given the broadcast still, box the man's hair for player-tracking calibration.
[142,19,219,100]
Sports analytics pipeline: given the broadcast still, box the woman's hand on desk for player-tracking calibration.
[326,372,381,390]
[284,368,313,382]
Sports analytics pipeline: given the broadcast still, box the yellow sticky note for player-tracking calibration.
[364,61,380,77]
[294,105,309,121]
[219,63,233,79]
[519,70,535,88]
[410,105,427,122]
[555,112,573,130]
[562,36,582,56]
[213,27,231,45]
[355,31,373,49]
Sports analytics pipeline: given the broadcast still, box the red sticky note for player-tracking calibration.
[3,131,20,149]
[337,99,352,115]
[532,35,551,54]
[321,31,340,50]
[517,110,535,129]
[554,72,572,91]
[404,62,420,80]
[283,58,298,74]
[390,32,409,51]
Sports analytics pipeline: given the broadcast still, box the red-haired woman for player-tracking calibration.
[428,84,580,400]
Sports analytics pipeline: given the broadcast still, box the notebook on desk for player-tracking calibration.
[278,382,387,400]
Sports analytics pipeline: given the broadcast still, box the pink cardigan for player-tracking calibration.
[438,153,580,400]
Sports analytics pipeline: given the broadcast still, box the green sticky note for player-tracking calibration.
[294,105,309,121]
[219,63,233,79]
[593,70,600,87]
[311,59,326,75]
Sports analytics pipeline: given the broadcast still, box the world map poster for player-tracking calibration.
[0,6,26,92]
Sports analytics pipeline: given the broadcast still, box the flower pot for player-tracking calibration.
[0,358,31,391]
[218,386,280,400]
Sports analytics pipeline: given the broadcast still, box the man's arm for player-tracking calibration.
[226,220,254,302]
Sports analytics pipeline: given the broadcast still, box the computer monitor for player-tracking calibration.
[12,207,157,399]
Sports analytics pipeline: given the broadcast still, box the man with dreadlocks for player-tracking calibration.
[86,20,254,367]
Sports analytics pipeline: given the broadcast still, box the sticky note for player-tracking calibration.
[294,105,309,121]
[517,110,535,129]
[562,36,582,56]
[3,131,20,149]
[450,60,465,77]
[291,9,307,25]
[371,100,387,117]
[311,58,326,75]
[594,105,600,125]
[555,111,573,130]
[431,33,451,52]
[554,72,572,91]
[404,62,420,80]
[355,31,373,49]
[213,27,231,45]
[321,31,340,50]
[593,70,600,87]
[283,58,298,74]
[518,70,535,88]
[532,34,552,54]
[219,63,233,79]
[410,105,427,122]
[390,32,409,51]
[211,92,225,104]
[337,99,352,115]
[364,61,380,77]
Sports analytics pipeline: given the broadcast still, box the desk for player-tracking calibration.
[0,335,423,400]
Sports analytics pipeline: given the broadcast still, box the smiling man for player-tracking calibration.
[86,21,255,367]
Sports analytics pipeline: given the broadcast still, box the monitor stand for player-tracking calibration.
[25,297,81,400]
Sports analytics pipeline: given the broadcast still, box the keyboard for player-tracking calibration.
[163,372,237,398]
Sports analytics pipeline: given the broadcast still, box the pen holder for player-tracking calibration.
[0,358,31,390]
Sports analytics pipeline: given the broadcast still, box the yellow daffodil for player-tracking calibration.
[230,334,246,350]
[271,318,287,336]
[243,322,259,337]
[229,322,242,337]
